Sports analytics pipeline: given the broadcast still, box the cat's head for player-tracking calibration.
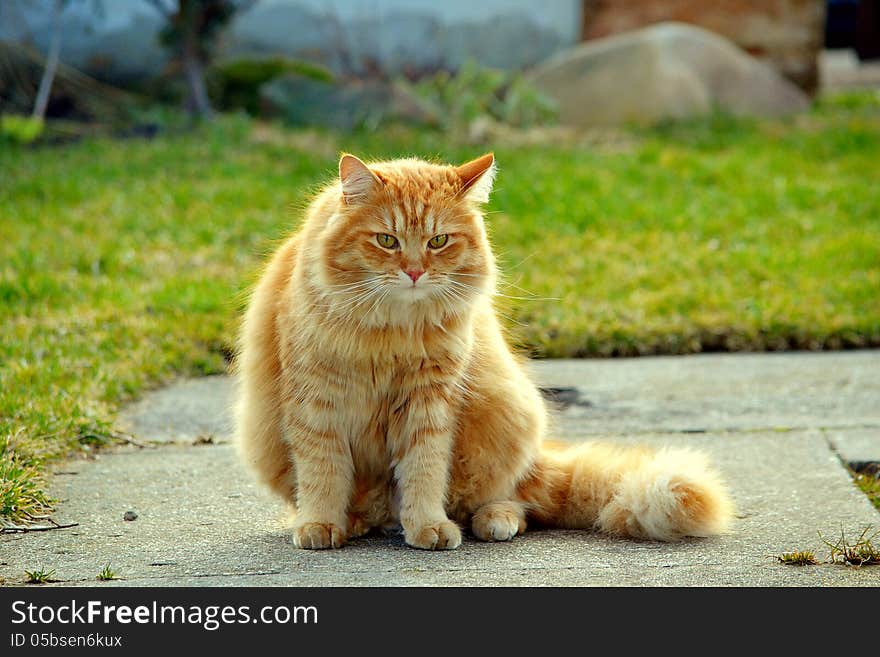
[313,153,498,323]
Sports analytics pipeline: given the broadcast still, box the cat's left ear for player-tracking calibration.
[455,152,496,204]
[339,153,383,204]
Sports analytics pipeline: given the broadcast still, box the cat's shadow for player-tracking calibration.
[199,522,705,581]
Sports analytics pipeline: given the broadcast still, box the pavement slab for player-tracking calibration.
[2,352,878,587]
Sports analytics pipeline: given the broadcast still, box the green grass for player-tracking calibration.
[1,93,879,523]
[96,563,119,581]
[775,550,818,566]
[820,525,880,566]
[24,566,57,584]
[852,470,880,511]
[775,526,880,567]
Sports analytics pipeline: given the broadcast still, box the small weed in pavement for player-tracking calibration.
[821,525,880,566]
[775,550,819,566]
[25,567,57,584]
[96,564,120,581]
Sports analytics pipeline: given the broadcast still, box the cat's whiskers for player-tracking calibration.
[356,285,393,329]
[309,280,388,320]
[324,265,377,275]
[434,287,462,317]
[449,271,537,298]
[338,285,389,324]
[444,280,530,328]
[321,279,384,295]
[314,272,391,326]
[312,281,380,305]
[448,277,559,303]
[434,285,473,324]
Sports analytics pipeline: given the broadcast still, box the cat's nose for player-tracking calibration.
[405,269,425,283]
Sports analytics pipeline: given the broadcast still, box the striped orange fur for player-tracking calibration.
[234,153,733,550]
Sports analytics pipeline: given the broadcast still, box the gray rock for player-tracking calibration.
[526,22,811,128]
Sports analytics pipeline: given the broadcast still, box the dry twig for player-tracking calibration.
[1,517,79,534]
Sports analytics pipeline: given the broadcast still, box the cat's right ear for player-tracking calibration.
[455,152,496,204]
[339,154,383,205]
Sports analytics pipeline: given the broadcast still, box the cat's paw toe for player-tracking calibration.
[347,515,371,539]
[472,504,525,542]
[405,520,461,550]
[292,522,346,549]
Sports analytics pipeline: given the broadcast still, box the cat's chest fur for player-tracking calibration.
[280,313,470,448]
[325,328,468,416]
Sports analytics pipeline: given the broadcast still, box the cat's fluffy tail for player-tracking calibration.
[516,441,733,541]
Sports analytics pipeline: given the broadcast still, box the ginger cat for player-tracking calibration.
[235,152,733,550]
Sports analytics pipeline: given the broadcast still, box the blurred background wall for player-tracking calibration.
[3,0,877,93]
[0,0,581,83]
[1,0,877,126]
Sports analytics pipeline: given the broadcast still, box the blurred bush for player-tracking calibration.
[0,41,144,133]
[208,56,334,115]
[260,75,434,132]
[0,115,45,144]
[399,60,558,132]
[254,60,558,133]
[256,60,557,134]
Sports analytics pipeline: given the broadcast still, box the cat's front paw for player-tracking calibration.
[404,520,462,550]
[471,502,526,542]
[292,521,346,549]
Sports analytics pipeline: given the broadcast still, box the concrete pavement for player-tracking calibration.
[2,351,878,586]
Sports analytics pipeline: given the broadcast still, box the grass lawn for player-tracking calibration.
[2,93,879,524]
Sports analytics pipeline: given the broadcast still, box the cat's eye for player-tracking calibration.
[376,234,398,249]
[427,234,448,249]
